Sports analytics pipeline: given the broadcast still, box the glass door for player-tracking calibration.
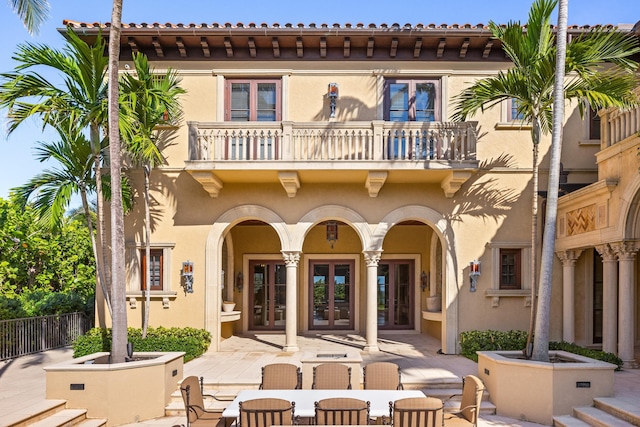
[249,261,286,330]
[310,261,353,330]
[377,261,414,329]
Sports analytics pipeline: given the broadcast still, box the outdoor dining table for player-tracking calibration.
[221,389,427,420]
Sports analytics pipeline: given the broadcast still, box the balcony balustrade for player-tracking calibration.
[188,120,477,163]
[600,89,640,148]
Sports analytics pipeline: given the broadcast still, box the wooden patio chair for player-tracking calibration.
[314,397,370,425]
[390,397,443,427]
[180,376,221,427]
[260,363,302,390]
[239,398,295,427]
[443,375,485,427]
[363,362,403,390]
[312,363,352,389]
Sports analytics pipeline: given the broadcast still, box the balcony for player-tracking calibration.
[186,120,479,198]
[600,88,640,149]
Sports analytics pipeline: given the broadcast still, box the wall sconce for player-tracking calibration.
[420,271,428,292]
[326,220,338,249]
[235,272,243,292]
[328,83,339,118]
[181,261,194,294]
[469,260,481,292]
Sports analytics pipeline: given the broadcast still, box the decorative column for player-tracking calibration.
[282,251,300,352]
[363,250,382,352]
[556,250,582,344]
[595,244,618,354]
[612,242,638,368]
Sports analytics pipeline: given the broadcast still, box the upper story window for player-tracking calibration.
[384,79,441,122]
[508,98,525,121]
[588,105,601,140]
[225,79,282,121]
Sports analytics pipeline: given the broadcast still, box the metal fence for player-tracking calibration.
[0,312,92,361]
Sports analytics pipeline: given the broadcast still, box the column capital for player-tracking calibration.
[555,249,583,266]
[281,251,301,267]
[363,250,383,267]
[595,243,617,261]
[610,241,639,261]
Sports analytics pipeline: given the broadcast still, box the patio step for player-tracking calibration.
[4,400,107,427]
[554,400,640,427]
[594,397,640,426]
[422,388,495,415]
[4,400,67,427]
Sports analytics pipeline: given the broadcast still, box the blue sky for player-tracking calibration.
[1,0,640,201]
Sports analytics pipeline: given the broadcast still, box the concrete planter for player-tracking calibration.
[44,351,184,426]
[478,350,616,425]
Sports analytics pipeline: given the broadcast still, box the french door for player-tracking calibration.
[249,261,286,330]
[377,261,414,329]
[310,261,354,330]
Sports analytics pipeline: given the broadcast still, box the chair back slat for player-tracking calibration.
[392,397,443,427]
[363,362,403,390]
[460,375,484,424]
[239,398,294,427]
[313,363,352,389]
[260,363,301,390]
[180,376,204,424]
[315,397,370,426]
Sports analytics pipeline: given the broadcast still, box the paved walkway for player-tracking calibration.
[1,333,638,427]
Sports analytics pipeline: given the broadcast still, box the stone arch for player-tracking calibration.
[290,205,373,251]
[620,174,640,240]
[373,205,459,355]
[204,205,288,351]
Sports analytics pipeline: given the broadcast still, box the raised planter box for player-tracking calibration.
[478,350,616,425]
[44,351,184,426]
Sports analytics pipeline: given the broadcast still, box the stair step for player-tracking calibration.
[4,400,67,427]
[28,409,87,427]
[554,415,593,427]
[574,406,636,427]
[421,388,490,400]
[594,397,640,426]
[73,419,107,427]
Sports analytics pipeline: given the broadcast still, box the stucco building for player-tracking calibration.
[67,20,639,366]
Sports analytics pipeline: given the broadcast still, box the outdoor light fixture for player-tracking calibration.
[326,220,338,249]
[328,82,339,118]
[420,271,428,292]
[181,261,194,294]
[235,272,243,292]
[469,260,481,292]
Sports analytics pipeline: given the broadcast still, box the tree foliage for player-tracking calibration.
[0,196,95,319]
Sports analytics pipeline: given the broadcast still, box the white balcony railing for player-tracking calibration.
[600,89,640,148]
[188,121,478,163]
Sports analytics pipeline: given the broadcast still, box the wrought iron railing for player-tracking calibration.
[0,312,92,361]
[188,121,478,163]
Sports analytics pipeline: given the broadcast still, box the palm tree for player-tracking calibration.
[8,0,49,34]
[0,27,113,315]
[107,0,128,363]
[452,0,639,361]
[120,52,185,337]
[534,0,568,362]
[10,121,111,313]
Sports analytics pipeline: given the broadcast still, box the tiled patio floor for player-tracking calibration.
[1,333,638,427]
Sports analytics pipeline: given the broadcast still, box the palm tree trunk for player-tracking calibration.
[142,164,151,338]
[533,0,569,362]
[108,0,127,363]
[90,123,111,316]
[525,117,541,358]
[80,186,112,317]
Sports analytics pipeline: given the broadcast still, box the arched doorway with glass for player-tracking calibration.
[310,260,355,329]
[249,260,286,330]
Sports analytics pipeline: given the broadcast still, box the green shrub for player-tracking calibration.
[550,341,623,370]
[460,330,624,370]
[459,329,528,362]
[72,326,211,362]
